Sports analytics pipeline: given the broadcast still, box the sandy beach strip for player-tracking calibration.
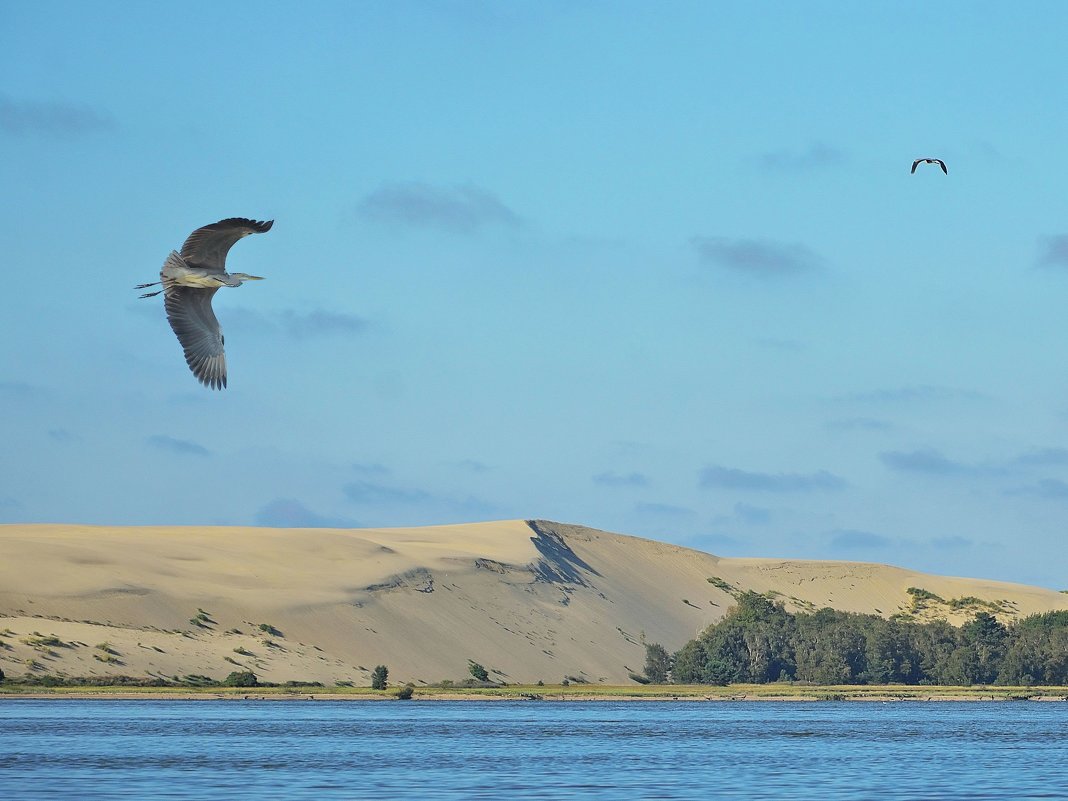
[3,685,1066,702]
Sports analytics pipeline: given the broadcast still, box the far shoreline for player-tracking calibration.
[3,684,1066,702]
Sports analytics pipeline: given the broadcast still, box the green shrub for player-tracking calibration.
[643,643,672,683]
[258,624,283,637]
[371,665,388,690]
[468,661,489,682]
[223,671,259,687]
[22,635,65,648]
[906,587,945,612]
[395,683,415,700]
[180,674,215,687]
[27,673,63,686]
[190,610,215,628]
[707,576,736,593]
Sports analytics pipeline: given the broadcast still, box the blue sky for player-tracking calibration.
[3,1,1068,588]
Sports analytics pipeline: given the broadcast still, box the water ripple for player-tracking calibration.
[2,701,1066,800]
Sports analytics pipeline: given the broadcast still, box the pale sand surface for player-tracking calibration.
[2,519,1066,685]
[8,692,1068,700]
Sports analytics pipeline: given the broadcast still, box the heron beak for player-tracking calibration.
[248,275,265,280]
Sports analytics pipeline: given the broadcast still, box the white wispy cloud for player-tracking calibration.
[1037,235,1068,268]
[593,471,650,487]
[700,465,847,492]
[829,528,892,550]
[357,182,520,232]
[691,237,821,276]
[224,308,368,340]
[840,385,988,403]
[254,498,358,528]
[0,95,115,136]
[146,434,211,457]
[755,141,845,171]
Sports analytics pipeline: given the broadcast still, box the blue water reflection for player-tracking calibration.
[2,700,1066,799]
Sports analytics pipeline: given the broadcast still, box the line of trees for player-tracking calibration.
[651,592,1068,686]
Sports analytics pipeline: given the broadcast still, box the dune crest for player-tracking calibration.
[2,520,1065,685]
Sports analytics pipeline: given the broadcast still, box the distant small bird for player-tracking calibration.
[911,158,947,175]
[136,217,273,389]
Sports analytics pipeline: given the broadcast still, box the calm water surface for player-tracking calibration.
[2,700,1066,800]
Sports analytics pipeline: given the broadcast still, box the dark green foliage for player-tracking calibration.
[628,672,651,684]
[468,661,490,682]
[1,673,326,689]
[960,612,1007,684]
[671,596,1068,686]
[674,592,797,684]
[395,683,415,700]
[223,671,259,687]
[1017,610,1068,630]
[906,587,944,603]
[190,609,215,628]
[457,677,497,688]
[643,643,672,683]
[23,635,65,648]
[0,666,5,682]
[257,623,283,637]
[706,576,736,593]
[16,673,65,686]
[371,665,388,690]
[179,674,216,687]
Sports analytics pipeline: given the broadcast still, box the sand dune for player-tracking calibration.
[1,520,1065,685]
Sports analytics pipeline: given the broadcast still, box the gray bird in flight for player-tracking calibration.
[136,217,273,389]
[911,158,947,174]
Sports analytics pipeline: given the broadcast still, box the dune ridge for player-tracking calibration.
[2,519,1065,685]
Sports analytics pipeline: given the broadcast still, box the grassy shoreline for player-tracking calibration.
[2,683,1066,701]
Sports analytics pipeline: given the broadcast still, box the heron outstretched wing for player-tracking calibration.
[911,159,921,173]
[179,218,274,273]
[937,159,948,174]
[164,286,228,389]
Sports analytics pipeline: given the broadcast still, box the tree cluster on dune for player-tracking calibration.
[659,593,1068,686]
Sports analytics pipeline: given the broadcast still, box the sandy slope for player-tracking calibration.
[1,520,1065,685]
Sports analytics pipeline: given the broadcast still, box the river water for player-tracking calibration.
[2,700,1066,799]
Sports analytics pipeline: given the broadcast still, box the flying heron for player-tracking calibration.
[911,158,947,174]
[136,217,273,389]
